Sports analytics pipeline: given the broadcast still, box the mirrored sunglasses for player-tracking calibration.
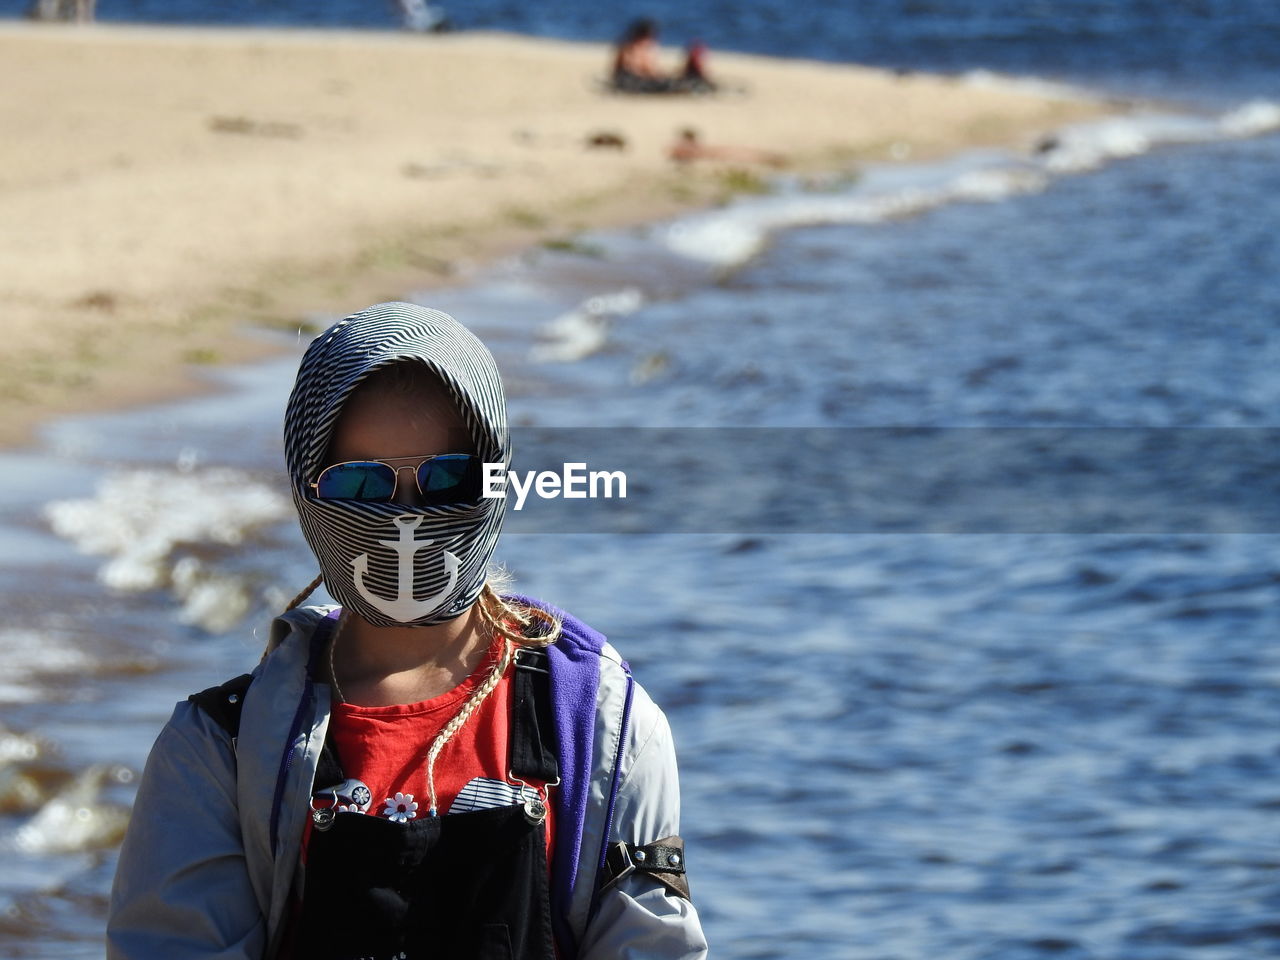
[310,454,482,505]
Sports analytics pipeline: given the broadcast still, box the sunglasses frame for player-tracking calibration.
[310,453,481,504]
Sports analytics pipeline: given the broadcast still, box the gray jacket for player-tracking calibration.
[107,605,708,959]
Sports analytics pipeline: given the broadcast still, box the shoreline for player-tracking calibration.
[0,22,1109,449]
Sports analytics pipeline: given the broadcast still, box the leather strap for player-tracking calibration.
[599,835,690,901]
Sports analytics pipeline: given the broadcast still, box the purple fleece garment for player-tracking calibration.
[506,594,605,959]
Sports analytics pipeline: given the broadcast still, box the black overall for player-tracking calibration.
[297,648,561,960]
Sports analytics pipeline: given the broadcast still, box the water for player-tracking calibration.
[5,1,1280,102]
[2,2,1279,959]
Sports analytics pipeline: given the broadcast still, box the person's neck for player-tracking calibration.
[332,605,491,707]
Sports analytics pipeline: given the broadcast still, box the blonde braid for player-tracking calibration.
[261,572,328,660]
[420,580,562,815]
[422,637,513,816]
[286,572,325,612]
[475,582,562,648]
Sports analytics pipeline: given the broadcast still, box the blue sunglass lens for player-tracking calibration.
[417,455,480,505]
[315,462,398,501]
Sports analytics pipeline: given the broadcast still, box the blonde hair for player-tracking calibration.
[423,634,513,816]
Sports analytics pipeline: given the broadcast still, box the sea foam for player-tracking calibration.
[44,468,289,632]
[659,90,1280,271]
[531,288,644,363]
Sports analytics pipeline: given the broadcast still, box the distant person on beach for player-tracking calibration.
[667,127,786,166]
[106,302,708,960]
[397,0,449,32]
[612,17,665,88]
[25,0,93,21]
[680,40,717,93]
[610,18,717,94]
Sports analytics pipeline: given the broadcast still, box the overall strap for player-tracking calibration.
[510,646,560,784]
[314,729,346,789]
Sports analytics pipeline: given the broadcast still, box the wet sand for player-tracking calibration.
[0,22,1106,447]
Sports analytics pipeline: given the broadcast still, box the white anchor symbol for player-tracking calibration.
[352,515,460,621]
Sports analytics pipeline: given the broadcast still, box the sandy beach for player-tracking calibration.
[0,22,1105,447]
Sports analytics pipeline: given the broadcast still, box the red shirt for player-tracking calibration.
[279,636,556,959]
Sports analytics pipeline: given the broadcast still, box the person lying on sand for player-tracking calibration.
[667,127,787,166]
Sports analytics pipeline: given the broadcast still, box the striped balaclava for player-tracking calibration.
[284,302,509,626]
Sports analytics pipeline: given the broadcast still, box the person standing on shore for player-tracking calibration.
[396,0,449,32]
[106,302,707,959]
[25,0,94,21]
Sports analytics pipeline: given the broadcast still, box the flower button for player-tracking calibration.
[383,792,419,822]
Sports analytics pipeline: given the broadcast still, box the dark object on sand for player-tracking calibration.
[1035,134,1061,155]
[71,290,118,312]
[586,131,628,151]
[208,116,304,139]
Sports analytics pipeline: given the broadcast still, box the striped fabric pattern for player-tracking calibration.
[447,777,524,815]
[283,302,509,626]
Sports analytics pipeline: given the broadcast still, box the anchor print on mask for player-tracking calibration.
[351,515,460,621]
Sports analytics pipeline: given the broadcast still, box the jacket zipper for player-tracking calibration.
[594,669,635,880]
[269,614,339,852]
[269,680,315,854]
